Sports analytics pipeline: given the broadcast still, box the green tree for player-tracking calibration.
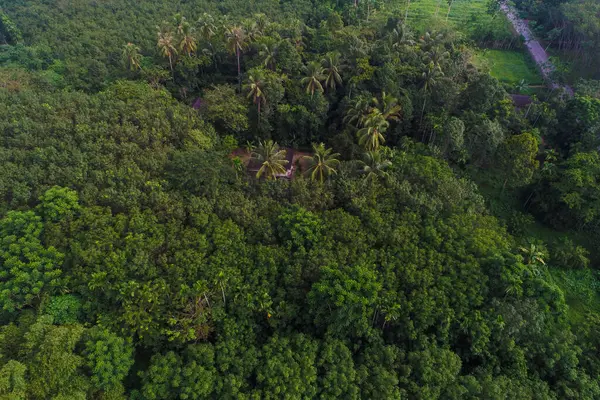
[317,339,359,399]
[321,52,343,92]
[245,72,267,115]
[225,26,247,88]
[201,84,249,134]
[37,186,80,222]
[83,327,134,392]
[359,150,393,182]
[255,334,318,399]
[251,140,289,179]
[157,26,178,71]
[497,132,539,189]
[0,211,63,313]
[259,39,279,70]
[301,61,326,98]
[25,316,89,399]
[389,22,415,51]
[357,110,389,151]
[122,43,142,71]
[309,263,381,338]
[178,20,197,56]
[302,143,341,183]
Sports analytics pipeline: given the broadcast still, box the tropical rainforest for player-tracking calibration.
[0,0,600,399]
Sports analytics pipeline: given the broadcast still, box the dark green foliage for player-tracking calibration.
[0,10,21,45]
[83,327,134,391]
[0,0,598,398]
[43,295,82,324]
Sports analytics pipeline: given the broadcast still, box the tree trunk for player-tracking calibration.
[236,47,241,91]
[405,0,411,21]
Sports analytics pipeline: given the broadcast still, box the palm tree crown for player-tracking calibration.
[359,151,393,182]
[301,61,326,98]
[303,143,341,183]
[251,140,289,180]
[197,13,217,41]
[321,52,343,92]
[226,26,247,87]
[157,26,178,71]
[245,73,267,115]
[357,109,389,151]
[178,21,197,56]
[122,42,142,71]
[259,40,278,70]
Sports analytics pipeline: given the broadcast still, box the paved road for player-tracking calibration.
[500,1,573,96]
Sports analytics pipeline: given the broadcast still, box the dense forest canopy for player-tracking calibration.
[1,0,600,399]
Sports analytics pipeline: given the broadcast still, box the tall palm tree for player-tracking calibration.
[321,52,343,93]
[357,110,389,151]
[301,61,326,98]
[344,95,373,128]
[173,14,186,36]
[420,62,444,126]
[122,42,142,71]
[157,26,178,71]
[197,13,217,41]
[225,26,247,88]
[251,140,289,180]
[423,46,449,70]
[245,73,266,115]
[419,31,445,52]
[259,40,278,70]
[302,143,341,183]
[389,23,415,52]
[178,21,197,56]
[359,151,393,182]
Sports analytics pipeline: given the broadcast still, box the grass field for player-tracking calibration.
[472,49,543,87]
[398,0,490,27]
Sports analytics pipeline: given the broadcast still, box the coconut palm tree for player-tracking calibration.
[251,140,289,180]
[197,13,217,41]
[359,151,393,182]
[245,73,266,116]
[122,42,142,71]
[344,95,372,128]
[357,110,389,151]
[301,61,326,98]
[225,26,247,88]
[380,92,403,122]
[259,40,278,70]
[420,61,444,126]
[423,46,449,70]
[302,143,341,183]
[178,21,197,56]
[321,52,343,93]
[389,23,414,52]
[157,26,178,71]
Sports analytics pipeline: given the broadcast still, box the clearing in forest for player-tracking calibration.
[472,49,543,87]
[399,0,490,26]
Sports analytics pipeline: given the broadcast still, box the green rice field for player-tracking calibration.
[398,0,490,27]
[472,49,543,86]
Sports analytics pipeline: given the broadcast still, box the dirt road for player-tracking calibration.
[500,1,573,96]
